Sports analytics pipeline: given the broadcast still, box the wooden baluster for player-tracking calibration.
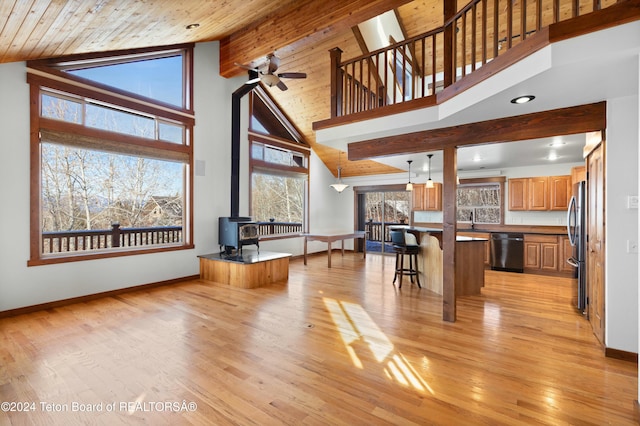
[507,0,513,49]
[420,38,426,98]
[482,0,487,65]
[392,48,397,104]
[432,35,437,94]
[493,0,499,58]
[461,12,467,78]
[383,51,388,106]
[471,5,477,72]
[521,0,527,42]
[536,0,542,31]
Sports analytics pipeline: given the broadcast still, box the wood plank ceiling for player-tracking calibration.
[0,0,448,178]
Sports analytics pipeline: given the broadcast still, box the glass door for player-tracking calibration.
[361,190,410,253]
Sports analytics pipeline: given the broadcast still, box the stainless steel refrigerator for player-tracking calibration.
[566,181,587,314]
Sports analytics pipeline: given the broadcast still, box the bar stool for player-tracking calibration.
[390,229,421,288]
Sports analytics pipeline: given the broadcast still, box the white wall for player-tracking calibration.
[606,95,639,353]
[0,42,242,311]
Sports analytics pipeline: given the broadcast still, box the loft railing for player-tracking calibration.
[330,0,621,118]
[42,224,183,254]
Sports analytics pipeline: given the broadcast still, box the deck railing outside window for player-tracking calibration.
[257,221,303,236]
[42,224,183,254]
[43,221,304,254]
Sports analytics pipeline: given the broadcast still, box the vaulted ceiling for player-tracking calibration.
[0,1,628,179]
[0,0,455,177]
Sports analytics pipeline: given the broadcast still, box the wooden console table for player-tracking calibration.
[302,231,366,268]
[199,251,291,289]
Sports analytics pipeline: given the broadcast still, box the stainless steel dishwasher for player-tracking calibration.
[490,233,524,273]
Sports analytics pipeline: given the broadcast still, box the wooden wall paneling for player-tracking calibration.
[219,0,413,78]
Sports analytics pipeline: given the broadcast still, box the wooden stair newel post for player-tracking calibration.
[443,0,456,88]
[329,47,343,118]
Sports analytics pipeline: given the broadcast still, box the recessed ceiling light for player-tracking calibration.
[186,23,200,30]
[548,152,559,161]
[510,95,535,104]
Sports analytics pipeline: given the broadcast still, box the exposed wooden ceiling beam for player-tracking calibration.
[347,102,606,161]
[219,0,413,78]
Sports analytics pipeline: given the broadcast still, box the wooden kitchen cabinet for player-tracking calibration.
[424,182,442,211]
[458,232,490,267]
[549,175,572,210]
[571,165,586,184]
[411,183,425,210]
[528,177,549,210]
[508,178,528,210]
[522,234,573,276]
[524,240,542,269]
[508,175,571,211]
[524,234,559,272]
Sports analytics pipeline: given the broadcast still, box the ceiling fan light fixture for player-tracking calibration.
[261,73,280,87]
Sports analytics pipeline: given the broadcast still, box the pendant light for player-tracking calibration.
[426,154,434,188]
[330,151,349,193]
[406,160,413,191]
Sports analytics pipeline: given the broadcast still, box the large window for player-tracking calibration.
[27,45,194,265]
[249,89,309,237]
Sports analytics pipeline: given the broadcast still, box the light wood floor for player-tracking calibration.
[1,253,637,425]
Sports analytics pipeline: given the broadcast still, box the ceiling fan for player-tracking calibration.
[237,53,306,91]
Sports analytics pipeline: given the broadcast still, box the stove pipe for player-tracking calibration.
[230,71,259,217]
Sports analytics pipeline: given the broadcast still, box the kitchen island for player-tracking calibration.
[397,227,487,296]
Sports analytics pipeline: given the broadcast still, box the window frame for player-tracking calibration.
[247,87,310,239]
[248,133,310,238]
[457,177,506,225]
[27,44,195,266]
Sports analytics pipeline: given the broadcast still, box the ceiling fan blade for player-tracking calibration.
[235,62,255,71]
[276,80,288,91]
[278,72,306,79]
[245,77,261,85]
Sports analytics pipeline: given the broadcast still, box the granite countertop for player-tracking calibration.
[411,223,568,236]
[392,226,488,242]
